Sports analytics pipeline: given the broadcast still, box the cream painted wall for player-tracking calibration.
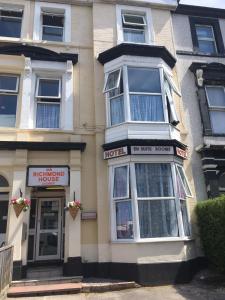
[0,0,201,265]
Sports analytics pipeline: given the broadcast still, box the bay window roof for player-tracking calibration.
[98,43,176,69]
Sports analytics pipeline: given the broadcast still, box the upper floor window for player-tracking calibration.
[104,65,179,127]
[116,5,152,44]
[35,78,61,128]
[189,17,224,55]
[0,75,19,127]
[195,25,217,54]
[206,86,225,134]
[122,13,146,43]
[33,2,71,43]
[42,12,64,42]
[0,9,23,38]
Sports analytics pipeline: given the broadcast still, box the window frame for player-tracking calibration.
[205,85,225,135]
[35,76,62,129]
[0,8,23,39]
[116,5,153,45]
[0,74,19,128]
[189,17,225,55]
[33,2,71,43]
[109,156,192,243]
[104,61,180,127]
[41,11,65,42]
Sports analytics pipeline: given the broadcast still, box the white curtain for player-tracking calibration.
[36,103,60,128]
[130,95,164,121]
[116,201,133,239]
[124,29,145,43]
[135,163,174,197]
[113,166,128,198]
[110,96,124,125]
[138,200,178,238]
[135,163,178,238]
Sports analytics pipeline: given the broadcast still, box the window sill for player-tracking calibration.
[111,237,194,244]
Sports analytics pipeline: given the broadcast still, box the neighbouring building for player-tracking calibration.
[173,4,225,199]
[0,0,204,284]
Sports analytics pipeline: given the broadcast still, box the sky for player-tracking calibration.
[180,0,225,9]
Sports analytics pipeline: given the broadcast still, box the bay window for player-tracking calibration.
[111,161,192,241]
[0,75,19,127]
[36,78,61,128]
[104,66,179,127]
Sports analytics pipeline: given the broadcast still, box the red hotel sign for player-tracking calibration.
[28,167,69,186]
[176,147,188,159]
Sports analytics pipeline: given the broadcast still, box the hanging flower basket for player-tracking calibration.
[11,197,31,218]
[66,200,82,220]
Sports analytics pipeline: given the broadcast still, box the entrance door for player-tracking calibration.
[36,198,62,260]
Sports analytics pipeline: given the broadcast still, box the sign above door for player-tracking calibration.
[27,166,69,187]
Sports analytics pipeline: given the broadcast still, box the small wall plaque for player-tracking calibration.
[81,211,97,220]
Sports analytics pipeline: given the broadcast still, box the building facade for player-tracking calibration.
[173,4,225,199]
[0,0,204,284]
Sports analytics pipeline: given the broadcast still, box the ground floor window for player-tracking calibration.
[110,160,192,241]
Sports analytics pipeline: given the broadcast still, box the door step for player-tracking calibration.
[11,276,83,287]
[26,265,63,279]
[8,279,139,297]
[7,282,82,297]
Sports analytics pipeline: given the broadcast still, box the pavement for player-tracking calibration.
[6,283,225,300]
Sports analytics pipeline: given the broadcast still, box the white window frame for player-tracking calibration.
[103,68,122,94]
[20,59,73,131]
[205,85,225,134]
[33,2,71,43]
[116,5,153,45]
[109,155,192,243]
[176,164,192,198]
[104,57,179,128]
[195,24,217,54]
[0,6,24,39]
[35,77,62,129]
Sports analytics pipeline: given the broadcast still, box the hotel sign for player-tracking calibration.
[28,167,69,186]
[104,147,128,159]
[131,146,174,155]
[176,147,188,159]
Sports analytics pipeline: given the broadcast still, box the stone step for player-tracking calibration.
[11,276,83,287]
[8,280,139,297]
[7,283,82,298]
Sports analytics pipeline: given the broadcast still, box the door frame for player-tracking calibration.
[35,198,62,261]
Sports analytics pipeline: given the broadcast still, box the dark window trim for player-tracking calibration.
[0,141,86,151]
[189,17,224,55]
[190,62,225,137]
[175,5,225,19]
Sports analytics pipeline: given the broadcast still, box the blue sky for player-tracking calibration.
[180,0,225,9]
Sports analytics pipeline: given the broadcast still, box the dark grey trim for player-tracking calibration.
[189,17,224,55]
[98,43,176,69]
[176,50,225,58]
[82,257,207,285]
[0,44,78,65]
[197,88,212,136]
[102,139,187,151]
[13,261,23,280]
[175,4,225,19]
[63,257,83,276]
[0,141,86,151]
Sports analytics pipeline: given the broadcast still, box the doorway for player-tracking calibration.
[27,188,65,264]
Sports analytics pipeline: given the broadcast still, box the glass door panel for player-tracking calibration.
[36,198,61,260]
